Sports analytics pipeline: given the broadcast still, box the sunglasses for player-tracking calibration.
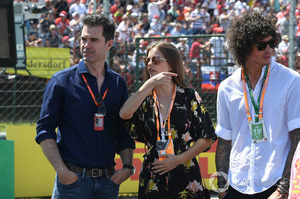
[256,38,278,51]
[145,56,167,67]
[96,96,106,114]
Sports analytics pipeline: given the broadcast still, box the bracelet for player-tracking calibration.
[277,184,289,194]
[276,187,288,196]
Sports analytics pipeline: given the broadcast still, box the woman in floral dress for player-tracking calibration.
[120,41,216,199]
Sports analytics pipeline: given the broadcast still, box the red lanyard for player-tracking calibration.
[81,74,108,107]
[153,85,176,141]
[241,66,270,122]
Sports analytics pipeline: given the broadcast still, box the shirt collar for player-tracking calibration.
[239,56,276,80]
[77,59,113,78]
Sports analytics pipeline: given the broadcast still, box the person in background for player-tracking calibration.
[59,35,70,48]
[69,0,87,17]
[189,3,210,35]
[45,24,61,47]
[216,10,300,199]
[277,34,289,56]
[26,31,43,47]
[55,10,70,36]
[54,0,69,19]
[119,41,216,198]
[218,6,235,33]
[36,14,135,199]
[69,11,83,37]
[176,37,189,59]
[148,0,168,21]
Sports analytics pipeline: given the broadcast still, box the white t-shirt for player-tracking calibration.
[116,21,132,41]
[190,9,210,29]
[209,36,225,58]
[69,3,87,17]
[148,2,160,19]
[216,57,300,194]
[278,41,289,55]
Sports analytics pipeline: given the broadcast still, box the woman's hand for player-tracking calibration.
[148,72,177,88]
[152,154,180,175]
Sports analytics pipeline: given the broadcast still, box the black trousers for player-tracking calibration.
[223,185,277,199]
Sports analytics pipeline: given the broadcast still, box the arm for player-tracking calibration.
[40,139,78,185]
[157,0,168,8]
[268,128,300,199]
[119,72,177,120]
[119,147,134,166]
[216,137,232,199]
[152,138,212,175]
[189,15,202,22]
[110,148,134,185]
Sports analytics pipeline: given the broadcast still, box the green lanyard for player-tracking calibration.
[244,65,269,122]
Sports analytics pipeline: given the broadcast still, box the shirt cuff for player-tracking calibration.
[216,124,232,140]
[287,117,300,132]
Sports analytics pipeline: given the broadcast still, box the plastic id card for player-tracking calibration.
[156,139,174,161]
[249,119,268,144]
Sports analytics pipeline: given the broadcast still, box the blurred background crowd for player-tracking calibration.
[19,0,300,80]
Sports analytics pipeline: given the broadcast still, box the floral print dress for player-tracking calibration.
[125,87,216,199]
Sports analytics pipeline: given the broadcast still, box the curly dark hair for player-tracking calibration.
[226,10,280,67]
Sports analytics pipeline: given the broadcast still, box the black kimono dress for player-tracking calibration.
[125,87,216,199]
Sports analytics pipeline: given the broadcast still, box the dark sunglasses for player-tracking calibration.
[145,56,167,66]
[256,38,278,51]
[96,96,106,114]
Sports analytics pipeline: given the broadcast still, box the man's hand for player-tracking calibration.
[110,168,131,185]
[58,170,79,185]
[268,190,287,199]
[218,191,227,199]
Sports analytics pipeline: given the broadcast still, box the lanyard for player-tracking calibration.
[154,85,176,142]
[81,74,108,107]
[241,65,270,122]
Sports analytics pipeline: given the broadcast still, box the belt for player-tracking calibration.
[65,162,115,178]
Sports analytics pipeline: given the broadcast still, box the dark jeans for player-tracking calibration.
[51,171,119,199]
[223,185,277,199]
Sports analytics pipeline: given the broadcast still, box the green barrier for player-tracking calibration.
[0,140,14,199]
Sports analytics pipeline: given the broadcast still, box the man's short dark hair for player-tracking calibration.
[82,14,116,42]
[226,10,280,67]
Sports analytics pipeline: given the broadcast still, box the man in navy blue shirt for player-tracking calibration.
[36,14,135,199]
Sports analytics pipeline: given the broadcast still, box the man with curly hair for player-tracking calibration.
[215,10,300,199]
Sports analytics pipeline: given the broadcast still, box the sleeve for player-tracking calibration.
[123,99,150,144]
[35,75,63,144]
[215,84,232,140]
[286,75,300,132]
[115,77,136,153]
[189,89,216,142]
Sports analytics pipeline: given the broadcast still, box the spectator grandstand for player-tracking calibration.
[1,0,299,123]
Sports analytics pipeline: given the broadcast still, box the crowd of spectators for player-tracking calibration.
[21,0,300,83]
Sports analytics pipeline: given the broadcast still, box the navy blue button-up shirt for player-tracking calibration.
[36,60,135,169]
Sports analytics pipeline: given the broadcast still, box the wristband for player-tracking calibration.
[123,164,135,175]
[276,187,288,196]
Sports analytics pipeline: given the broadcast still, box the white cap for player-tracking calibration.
[148,30,156,35]
[131,12,138,17]
[72,12,79,17]
[126,5,133,11]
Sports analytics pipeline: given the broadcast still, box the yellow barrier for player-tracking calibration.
[6,125,217,198]
[6,47,70,78]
